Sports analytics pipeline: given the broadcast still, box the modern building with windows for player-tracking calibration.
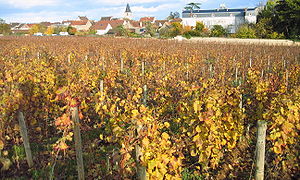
[182,4,261,33]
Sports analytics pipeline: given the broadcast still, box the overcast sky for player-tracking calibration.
[0,0,264,23]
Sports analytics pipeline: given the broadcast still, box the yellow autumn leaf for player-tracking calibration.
[0,157,11,171]
[0,140,4,150]
[216,109,222,117]
[297,124,300,130]
[280,107,285,115]
[282,122,293,134]
[110,104,116,112]
[273,145,282,154]
[193,100,200,113]
[35,127,42,132]
[142,137,150,148]
[102,105,108,111]
[221,139,227,145]
[137,88,143,95]
[132,109,139,117]
[161,132,170,140]
[30,119,37,126]
[58,141,68,150]
[164,122,170,128]
[99,134,104,140]
[190,149,197,156]
[2,150,8,156]
[195,125,201,133]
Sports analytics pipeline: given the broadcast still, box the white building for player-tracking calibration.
[182,5,260,33]
[95,23,112,35]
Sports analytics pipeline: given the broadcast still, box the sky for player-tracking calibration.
[0,0,264,23]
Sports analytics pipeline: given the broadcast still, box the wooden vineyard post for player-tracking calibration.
[285,70,289,89]
[163,61,166,78]
[142,85,147,106]
[186,62,189,81]
[71,106,85,180]
[267,56,270,71]
[235,66,238,83]
[68,53,71,64]
[120,55,124,72]
[135,128,146,180]
[282,56,286,70]
[100,80,104,97]
[255,121,267,180]
[106,154,111,174]
[99,79,110,174]
[142,61,146,76]
[17,111,33,168]
[135,61,147,180]
[101,56,106,71]
[209,64,212,78]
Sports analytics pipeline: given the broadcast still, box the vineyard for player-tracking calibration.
[0,36,299,179]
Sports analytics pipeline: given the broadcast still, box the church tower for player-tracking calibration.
[124,3,132,20]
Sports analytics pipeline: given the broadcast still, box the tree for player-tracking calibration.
[159,26,171,38]
[236,25,257,39]
[273,0,300,39]
[169,22,183,37]
[167,12,180,20]
[257,0,277,21]
[257,0,300,39]
[114,25,128,36]
[210,25,227,37]
[195,21,204,32]
[44,26,54,35]
[185,2,201,17]
[145,22,156,37]
[29,24,40,34]
[29,24,47,35]
[0,19,11,35]
[0,18,5,24]
[53,26,64,34]
[67,26,77,35]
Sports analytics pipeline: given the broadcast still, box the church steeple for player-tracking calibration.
[125,3,132,13]
[124,3,132,20]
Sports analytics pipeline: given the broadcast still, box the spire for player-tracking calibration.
[125,3,132,13]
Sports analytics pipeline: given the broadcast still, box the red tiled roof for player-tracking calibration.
[62,20,72,24]
[70,20,88,26]
[154,20,169,26]
[92,20,124,30]
[40,22,51,26]
[130,20,141,28]
[140,17,155,22]
[92,21,110,30]
[170,18,182,22]
[109,20,125,28]
[62,20,89,26]
[27,23,38,28]
[155,20,169,23]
